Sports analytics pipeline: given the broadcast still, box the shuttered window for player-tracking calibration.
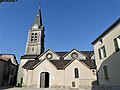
[98,49,102,59]
[114,36,120,52]
[98,46,107,59]
[103,66,109,80]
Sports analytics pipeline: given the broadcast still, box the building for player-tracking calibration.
[92,18,120,86]
[17,6,97,88]
[0,54,18,87]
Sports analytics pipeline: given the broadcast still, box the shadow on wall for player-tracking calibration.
[0,86,14,90]
[91,51,120,90]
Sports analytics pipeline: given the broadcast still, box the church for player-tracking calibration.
[17,6,97,88]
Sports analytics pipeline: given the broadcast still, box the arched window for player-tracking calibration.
[74,68,79,78]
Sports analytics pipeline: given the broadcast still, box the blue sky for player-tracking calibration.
[0,0,119,63]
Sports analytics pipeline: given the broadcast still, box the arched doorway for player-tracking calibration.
[40,72,49,88]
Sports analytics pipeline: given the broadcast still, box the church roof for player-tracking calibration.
[55,52,68,58]
[23,59,96,70]
[22,60,41,70]
[81,51,94,58]
[55,51,94,58]
[33,6,43,27]
[21,50,94,59]
[80,60,96,69]
[49,60,71,70]
[21,54,38,59]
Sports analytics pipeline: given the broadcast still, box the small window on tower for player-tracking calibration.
[35,33,37,35]
[31,36,34,38]
[32,33,34,35]
[32,48,34,51]
[31,39,34,42]
[35,36,37,38]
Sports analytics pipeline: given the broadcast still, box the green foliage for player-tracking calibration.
[16,83,22,87]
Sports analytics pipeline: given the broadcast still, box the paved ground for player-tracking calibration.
[1,86,120,90]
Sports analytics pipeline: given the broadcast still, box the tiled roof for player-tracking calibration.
[55,52,68,58]
[49,60,71,70]
[21,54,39,59]
[23,59,96,70]
[22,60,41,70]
[81,51,94,58]
[56,51,94,58]
[80,59,96,69]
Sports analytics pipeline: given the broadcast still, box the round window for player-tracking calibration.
[46,53,52,59]
[71,53,78,59]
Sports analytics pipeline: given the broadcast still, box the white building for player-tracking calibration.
[92,18,120,86]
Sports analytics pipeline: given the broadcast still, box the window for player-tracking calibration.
[72,82,75,87]
[31,39,33,41]
[103,66,109,80]
[31,32,38,43]
[35,33,37,35]
[114,36,120,52]
[71,52,78,59]
[98,46,106,59]
[46,53,52,59]
[32,47,34,51]
[99,39,103,45]
[32,33,34,35]
[74,68,79,78]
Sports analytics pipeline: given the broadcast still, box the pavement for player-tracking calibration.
[0,86,120,90]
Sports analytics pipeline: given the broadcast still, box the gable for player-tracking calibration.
[64,59,96,70]
[34,59,57,71]
[38,49,60,60]
[64,49,86,60]
[65,59,90,71]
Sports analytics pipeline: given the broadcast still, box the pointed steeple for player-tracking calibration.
[33,6,43,27]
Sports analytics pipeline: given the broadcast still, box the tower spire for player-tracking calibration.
[33,5,43,27]
[25,5,45,55]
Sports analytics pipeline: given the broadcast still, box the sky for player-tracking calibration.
[0,0,119,63]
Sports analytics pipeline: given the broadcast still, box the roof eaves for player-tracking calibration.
[32,59,44,69]
[47,60,58,70]
[92,18,120,44]
[64,59,75,69]
[78,60,91,69]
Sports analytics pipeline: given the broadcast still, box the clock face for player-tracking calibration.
[32,24,38,29]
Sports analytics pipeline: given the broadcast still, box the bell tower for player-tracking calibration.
[25,6,45,55]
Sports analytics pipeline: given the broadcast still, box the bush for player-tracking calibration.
[16,83,22,87]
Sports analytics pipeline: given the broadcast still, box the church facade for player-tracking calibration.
[17,7,97,88]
